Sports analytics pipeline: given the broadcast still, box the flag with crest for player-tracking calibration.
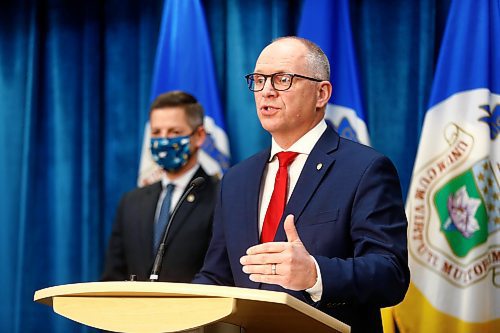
[138,0,230,186]
[395,0,500,331]
[297,0,370,145]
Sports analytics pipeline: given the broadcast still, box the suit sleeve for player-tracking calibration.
[315,155,410,307]
[101,194,129,281]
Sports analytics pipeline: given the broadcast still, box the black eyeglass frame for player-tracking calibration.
[244,72,324,92]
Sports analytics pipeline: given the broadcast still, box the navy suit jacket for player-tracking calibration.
[102,167,219,282]
[193,125,410,332]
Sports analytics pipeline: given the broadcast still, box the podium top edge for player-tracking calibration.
[34,281,291,304]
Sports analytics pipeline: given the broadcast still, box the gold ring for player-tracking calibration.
[271,263,276,275]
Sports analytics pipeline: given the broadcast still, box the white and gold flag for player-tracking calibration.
[395,0,500,331]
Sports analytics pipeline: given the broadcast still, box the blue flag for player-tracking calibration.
[297,0,370,145]
[138,0,230,185]
[395,0,500,331]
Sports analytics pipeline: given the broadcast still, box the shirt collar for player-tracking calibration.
[269,120,327,161]
[160,163,200,190]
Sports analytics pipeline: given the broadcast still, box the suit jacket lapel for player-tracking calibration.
[164,167,207,246]
[139,182,162,260]
[274,126,340,241]
[243,149,270,246]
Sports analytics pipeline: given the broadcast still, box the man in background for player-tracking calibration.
[102,91,219,282]
[194,37,410,332]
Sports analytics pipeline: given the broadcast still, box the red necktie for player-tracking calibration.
[260,151,299,243]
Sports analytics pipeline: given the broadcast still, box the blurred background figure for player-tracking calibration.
[102,91,219,282]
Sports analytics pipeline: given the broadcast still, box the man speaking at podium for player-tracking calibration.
[102,91,219,283]
[193,37,410,333]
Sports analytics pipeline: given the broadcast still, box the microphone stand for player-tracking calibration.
[149,177,205,282]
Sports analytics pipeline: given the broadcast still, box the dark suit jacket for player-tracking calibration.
[193,125,410,333]
[102,167,219,282]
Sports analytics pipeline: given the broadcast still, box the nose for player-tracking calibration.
[260,77,278,97]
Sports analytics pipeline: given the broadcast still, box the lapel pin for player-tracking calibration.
[316,163,323,171]
[187,194,195,203]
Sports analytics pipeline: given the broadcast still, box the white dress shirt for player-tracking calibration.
[259,120,327,301]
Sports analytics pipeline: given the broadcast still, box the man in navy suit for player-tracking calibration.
[193,37,410,332]
[102,91,219,282]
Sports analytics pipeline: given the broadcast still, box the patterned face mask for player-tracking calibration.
[150,135,192,172]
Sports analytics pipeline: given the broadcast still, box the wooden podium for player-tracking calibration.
[34,282,350,333]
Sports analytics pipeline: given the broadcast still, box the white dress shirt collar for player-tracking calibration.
[269,120,327,160]
[160,163,200,191]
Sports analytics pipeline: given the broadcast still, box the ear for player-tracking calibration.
[316,81,332,109]
[192,126,207,149]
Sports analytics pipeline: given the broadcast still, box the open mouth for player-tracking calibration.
[261,105,278,113]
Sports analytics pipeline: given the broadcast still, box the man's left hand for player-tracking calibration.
[240,214,317,290]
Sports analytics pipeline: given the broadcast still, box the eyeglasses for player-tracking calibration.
[244,73,324,92]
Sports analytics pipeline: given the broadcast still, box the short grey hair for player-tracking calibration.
[273,36,330,81]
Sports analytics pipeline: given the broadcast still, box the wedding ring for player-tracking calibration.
[271,263,277,275]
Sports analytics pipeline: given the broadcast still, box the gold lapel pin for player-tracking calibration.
[316,163,323,171]
[187,194,195,202]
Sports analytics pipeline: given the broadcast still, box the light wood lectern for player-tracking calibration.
[34,282,350,333]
